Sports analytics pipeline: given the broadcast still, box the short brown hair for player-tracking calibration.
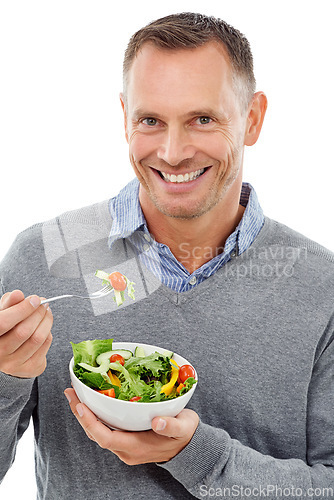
[123,12,256,110]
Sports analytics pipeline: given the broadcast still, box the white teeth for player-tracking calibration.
[160,168,205,183]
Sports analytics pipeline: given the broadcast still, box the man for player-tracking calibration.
[0,12,333,500]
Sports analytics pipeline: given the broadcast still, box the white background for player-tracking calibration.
[0,1,333,497]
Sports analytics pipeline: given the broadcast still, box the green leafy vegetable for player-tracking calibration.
[124,352,172,383]
[125,277,135,300]
[179,377,197,396]
[108,354,172,401]
[71,338,114,366]
[70,339,196,402]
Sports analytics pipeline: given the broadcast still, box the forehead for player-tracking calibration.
[125,41,235,113]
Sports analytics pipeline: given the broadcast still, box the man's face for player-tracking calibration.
[121,42,249,220]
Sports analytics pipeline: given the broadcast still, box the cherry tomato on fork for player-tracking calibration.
[179,365,196,383]
[108,272,127,291]
[109,354,125,366]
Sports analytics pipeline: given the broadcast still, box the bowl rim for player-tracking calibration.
[69,341,198,406]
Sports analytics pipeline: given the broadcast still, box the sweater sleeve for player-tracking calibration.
[0,372,37,482]
[159,317,334,499]
[0,246,38,483]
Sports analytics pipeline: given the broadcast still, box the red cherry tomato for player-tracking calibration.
[96,388,115,398]
[129,396,142,402]
[109,354,125,366]
[179,364,196,383]
[108,272,127,291]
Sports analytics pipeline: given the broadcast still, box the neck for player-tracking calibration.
[139,181,245,274]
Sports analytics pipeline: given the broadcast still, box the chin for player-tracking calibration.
[154,200,214,220]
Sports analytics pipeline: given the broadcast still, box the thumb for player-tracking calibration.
[151,409,199,439]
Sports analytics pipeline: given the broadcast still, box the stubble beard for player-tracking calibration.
[138,145,243,221]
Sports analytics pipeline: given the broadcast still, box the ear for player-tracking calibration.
[119,92,129,143]
[244,91,268,146]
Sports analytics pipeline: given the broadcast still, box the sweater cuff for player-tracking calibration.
[158,420,231,490]
[0,371,35,399]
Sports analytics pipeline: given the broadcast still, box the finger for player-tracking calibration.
[27,330,53,365]
[0,294,42,336]
[64,388,79,405]
[151,409,199,438]
[64,389,117,449]
[0,308,53,377]
[64,390,195,465]
[9,307,53,362]
[0,290,25,311]
[0,302,51,354]
[12,331,53,378]
[64,389,134,452]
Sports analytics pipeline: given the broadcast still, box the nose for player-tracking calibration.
[157,125,196,166]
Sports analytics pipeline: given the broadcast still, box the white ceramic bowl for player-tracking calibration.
[69,342,198,431]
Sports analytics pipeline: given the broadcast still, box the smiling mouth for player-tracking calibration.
[158,168,207,183]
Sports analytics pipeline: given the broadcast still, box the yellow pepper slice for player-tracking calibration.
[170,359,179,369]
[160,365,179,396]
[107,370,121,387]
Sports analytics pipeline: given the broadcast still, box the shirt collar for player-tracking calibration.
[235,182,264,255]
[108,178,263,255]
[108,178,144,248]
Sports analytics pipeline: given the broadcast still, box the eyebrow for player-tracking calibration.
[184,109,227,120]
[131,107,227,121]
[131,108,161,121]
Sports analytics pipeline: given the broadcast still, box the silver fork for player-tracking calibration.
[40,284,114,305]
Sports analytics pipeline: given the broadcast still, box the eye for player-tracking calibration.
[142,118,158,126]
[197,116,212,125]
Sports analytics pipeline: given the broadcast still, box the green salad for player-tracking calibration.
[71,338,197,402]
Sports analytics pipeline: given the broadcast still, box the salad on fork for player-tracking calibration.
[40,269,135,305]
[95,270,135,307]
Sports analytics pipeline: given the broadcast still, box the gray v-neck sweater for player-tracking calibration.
[0,199,333,499]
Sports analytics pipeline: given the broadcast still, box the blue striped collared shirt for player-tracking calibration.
[108,178,264,293]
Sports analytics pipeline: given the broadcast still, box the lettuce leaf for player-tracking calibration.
[179,377,197,395]
[70,339,195,402]
[110,362,169,402]
[71,338,114,366]
[73,364,120,395]
[124,352,172,383]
